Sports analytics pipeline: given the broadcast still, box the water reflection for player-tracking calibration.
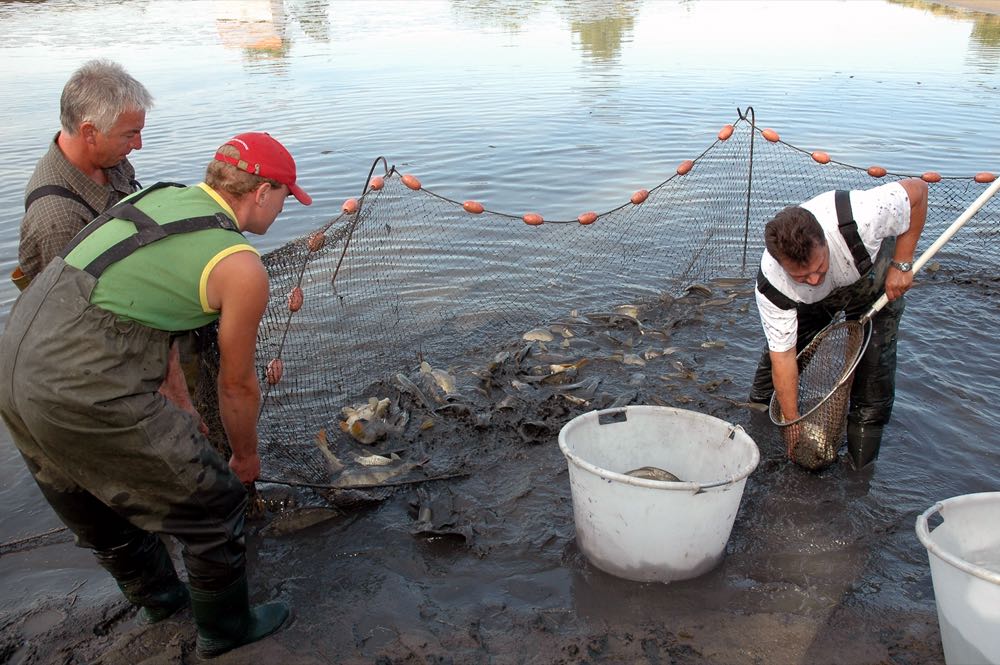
[558,1,639,63]
[289,0,330,43]
[216,0,290,58]
[448,0,548,34]
[213,0,332,67]
[890,0,1000,66]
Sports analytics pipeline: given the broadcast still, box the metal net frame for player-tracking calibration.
[768,319,871,471]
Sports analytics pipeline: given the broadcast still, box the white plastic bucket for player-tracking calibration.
[915,492,1000,665]
[558,406,759,583]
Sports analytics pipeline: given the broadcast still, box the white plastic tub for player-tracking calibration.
[558,406,759,583]
[916,492,1000,665]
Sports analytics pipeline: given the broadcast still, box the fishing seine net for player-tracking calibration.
[768,319,871,471]
[202,109,998,483]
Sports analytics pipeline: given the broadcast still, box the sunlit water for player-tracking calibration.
[0,0,998,630]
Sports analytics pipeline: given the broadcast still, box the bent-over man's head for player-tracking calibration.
[206,132,311,233]
[60,59,153,167]
[765,206,829,286]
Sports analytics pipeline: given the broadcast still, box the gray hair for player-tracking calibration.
[59,59,153,135]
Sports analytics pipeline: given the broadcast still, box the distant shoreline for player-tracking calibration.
[933,0,1000,14]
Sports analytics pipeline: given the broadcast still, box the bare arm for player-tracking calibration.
[206,250,269,484]
[158,340,209,435]
[884,178,928,301]
[771,347,799,422]
[771,347,803,456]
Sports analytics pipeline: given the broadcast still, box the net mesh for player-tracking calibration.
[204,109,997,485]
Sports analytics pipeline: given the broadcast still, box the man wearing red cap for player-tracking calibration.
[0,132,310,658]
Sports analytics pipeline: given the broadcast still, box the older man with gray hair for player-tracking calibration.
[13,59,152,289]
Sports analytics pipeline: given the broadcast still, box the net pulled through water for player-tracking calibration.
[216,107,998,484]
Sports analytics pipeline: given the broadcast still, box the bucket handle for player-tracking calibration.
[915,501,1000,584]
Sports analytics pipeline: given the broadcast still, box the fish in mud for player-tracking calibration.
[393,372,432,408]
[613,304,640,319]
[259,507,343,538]
[332,454,421,489]
[419,361,457,395]
[621,353,646,366]
[523,327,554,342]
[549,323,575,338]
[709,276,751,289]
[684,283,713,298]
[352,452,395,466]
[625,466,683,482]
[340,396,409,444]
[315,428,344,473]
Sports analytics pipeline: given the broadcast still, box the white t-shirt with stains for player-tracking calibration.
[756,181,912,352]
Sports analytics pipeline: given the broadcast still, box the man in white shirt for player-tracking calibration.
[749,178,928,469]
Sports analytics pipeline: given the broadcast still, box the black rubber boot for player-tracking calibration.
[190,574,290,659]
[847,421,883,470]
[95,533,190,624]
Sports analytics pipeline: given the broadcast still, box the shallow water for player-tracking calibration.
[0,0,999,661]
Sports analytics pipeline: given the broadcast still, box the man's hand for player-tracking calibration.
[229,452,261,484]
[884,266,915,301]
[782,422,801,459]
[159,341,209,436]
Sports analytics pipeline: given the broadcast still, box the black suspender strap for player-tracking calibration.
[24,185,100,217]
[59,181,241,278]
[755,268,797,310]
[61,182,182,256]
[757,189,873,311]
[834,189,873,276]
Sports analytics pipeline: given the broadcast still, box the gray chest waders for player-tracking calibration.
[0,183,259,633]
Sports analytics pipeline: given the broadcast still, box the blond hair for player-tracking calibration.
[205,144,283,197]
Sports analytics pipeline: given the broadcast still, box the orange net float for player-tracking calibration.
[462,200,484,214]
[288,287,303,312]
[401,174,422,190]
[342,198,359,214]
[867,166,887,178]
[974,172,996,183]
[718,124,734,141]
[676,160,694,176]
[811,151,831,165]
[922,172,942,183]
[761,128,780,142]
[369,176,384,191]
[266,358,284,385]
[578,211,597,225]
[630,189,649,205]
[523,213,544,226]
[307,231,325,252]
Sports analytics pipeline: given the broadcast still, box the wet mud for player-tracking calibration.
[0,279,950,664]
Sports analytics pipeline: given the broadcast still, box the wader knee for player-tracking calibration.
[749,348,774,404]
[94,532,189,623]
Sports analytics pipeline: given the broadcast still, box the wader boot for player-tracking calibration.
[95,533,190,624]
[847,421,883,470]
[190,574,290,659]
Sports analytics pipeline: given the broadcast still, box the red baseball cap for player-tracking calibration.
[214,132,312,205]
